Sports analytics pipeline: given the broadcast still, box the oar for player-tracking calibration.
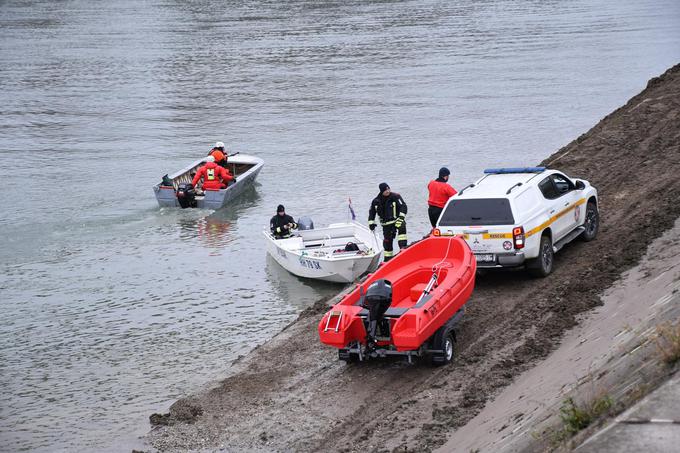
[416,273,438,305]
[372,229,380,249]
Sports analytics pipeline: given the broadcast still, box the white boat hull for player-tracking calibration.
[264,222,382,283]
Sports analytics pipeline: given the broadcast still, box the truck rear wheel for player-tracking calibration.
[527,234,553,277]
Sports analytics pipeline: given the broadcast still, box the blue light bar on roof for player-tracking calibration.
[483,167,546,174]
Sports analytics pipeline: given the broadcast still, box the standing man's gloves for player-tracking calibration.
[369,224,376,231]
[395,218,403,228]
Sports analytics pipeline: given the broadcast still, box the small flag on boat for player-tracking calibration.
[348,197,356,221]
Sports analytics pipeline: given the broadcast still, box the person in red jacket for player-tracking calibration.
[427,167,457,228]
[192,156,234,190]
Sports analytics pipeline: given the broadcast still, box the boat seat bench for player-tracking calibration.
[358,307,409,318]
[303,236,363,248]
[354,282,434,318]
[410,283,427,301]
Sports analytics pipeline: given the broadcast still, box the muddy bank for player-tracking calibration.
[145,63,680,452]
[438,217,680,452]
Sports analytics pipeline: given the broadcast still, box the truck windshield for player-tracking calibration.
[439,199,515,226]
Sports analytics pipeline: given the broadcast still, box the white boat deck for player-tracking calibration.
[297,235,374,260]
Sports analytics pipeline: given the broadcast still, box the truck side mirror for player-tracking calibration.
[575,180,586,190]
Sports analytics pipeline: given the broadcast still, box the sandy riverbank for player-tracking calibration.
[143,63,680,452]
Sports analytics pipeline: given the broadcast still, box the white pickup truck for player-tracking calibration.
[434,167,599,277]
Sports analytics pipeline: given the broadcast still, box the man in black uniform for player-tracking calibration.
[270,204,298,239]
[368,183,408,261]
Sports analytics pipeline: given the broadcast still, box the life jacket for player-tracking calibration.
[193,162,226,190]
[210,150,226,163]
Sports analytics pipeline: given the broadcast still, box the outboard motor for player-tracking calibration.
[297,216,314,230]
[176,183,196,209]
[363,279,392,345]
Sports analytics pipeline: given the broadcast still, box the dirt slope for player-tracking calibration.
[439,217,680,453]
[145,63,680,452]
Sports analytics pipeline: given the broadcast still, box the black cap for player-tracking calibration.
[277,204,285,212]
[439,167,450,178]
[378,182,390,193]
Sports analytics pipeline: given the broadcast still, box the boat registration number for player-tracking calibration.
[475,254,495,263]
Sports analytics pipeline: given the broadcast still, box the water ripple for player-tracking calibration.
[1,0,679,451]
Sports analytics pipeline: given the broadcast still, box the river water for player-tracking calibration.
[1,0,678,451]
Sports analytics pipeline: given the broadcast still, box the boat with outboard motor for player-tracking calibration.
[318,235,476,364]
[153,153,264,209]
[264,220,383,284]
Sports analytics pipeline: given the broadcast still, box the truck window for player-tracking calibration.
[538,177,559,200]
[551,174,574,195]
[439,199,515,226]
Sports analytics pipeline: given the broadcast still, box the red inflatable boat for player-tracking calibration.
[318,236,476,364]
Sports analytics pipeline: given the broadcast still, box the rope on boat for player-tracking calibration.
[431,235,455,274]
[416,236,456,302]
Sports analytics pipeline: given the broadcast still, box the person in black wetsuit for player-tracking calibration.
[270,204,298,239]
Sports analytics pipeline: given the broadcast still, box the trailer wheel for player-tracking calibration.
[338,348,359,363]
[431,332,455,366]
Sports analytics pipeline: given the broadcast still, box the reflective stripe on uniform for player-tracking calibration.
[207,169,215,180]
[392,204,397,218]
[398,213,405,218]
[276,227,282,233]
[383,250,394,257]
[397,234,407,241]
[368,220,376,225]
[381,220,396,226]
